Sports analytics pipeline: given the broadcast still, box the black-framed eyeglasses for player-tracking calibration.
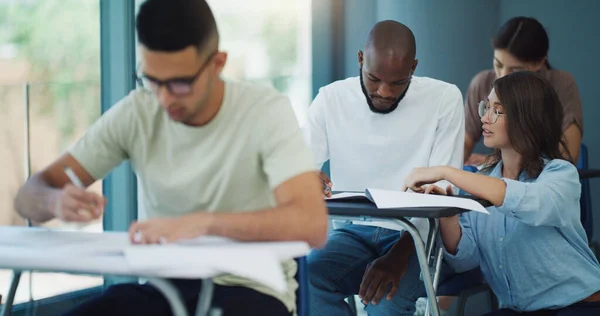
[134,51,217,96]
[478,100,505,124]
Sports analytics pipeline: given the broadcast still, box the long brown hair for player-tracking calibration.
[482,71,570,178]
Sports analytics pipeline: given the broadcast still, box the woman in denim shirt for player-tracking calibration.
[402,71,600,315]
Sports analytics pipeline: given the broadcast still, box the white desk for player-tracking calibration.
[327,197,491,316]
[0,227,309,316]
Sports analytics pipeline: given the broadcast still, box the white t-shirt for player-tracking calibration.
[68,81,316,312]
[303,75,464,189]
[302,76,465,239]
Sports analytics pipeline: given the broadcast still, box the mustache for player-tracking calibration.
[370,95,396,102]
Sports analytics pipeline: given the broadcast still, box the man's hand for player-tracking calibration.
[358,253,410,305]
[319,171,333,197]
[51,184,105,222]
[128,212,213,244]
[465,153,487,166]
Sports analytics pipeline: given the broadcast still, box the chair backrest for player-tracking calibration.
[577,144,593,242]
[463,165,478,173]
[295,257,309,316]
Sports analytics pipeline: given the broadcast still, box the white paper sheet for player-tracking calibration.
[125,246,286,292]
[0,227,309,293]
[325,192,369,200]
[366,188,489,214]
[0,226,131,255]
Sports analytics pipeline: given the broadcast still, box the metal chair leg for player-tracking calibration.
[1,271,23,316]
[347,295,358,315]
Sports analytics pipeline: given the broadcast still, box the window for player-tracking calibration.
[207,0,312,125]
[0,0,103,303]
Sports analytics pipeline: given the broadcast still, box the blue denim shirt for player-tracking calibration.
[444,159,600,311]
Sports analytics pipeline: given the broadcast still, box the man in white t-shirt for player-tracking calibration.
[13,1,327,315]
[303,21,465,315]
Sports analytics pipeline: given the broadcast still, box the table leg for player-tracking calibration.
[148,278,216,316]
[432,247,444,291]
[195,279,216,316]
[425,247,444,316]
[147,278,189,316]
[391,219,440,316]
[424,219,442,316]
[425,218,437,260]
[0,270,22,316]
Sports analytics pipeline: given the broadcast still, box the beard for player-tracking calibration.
[359,69,411,114]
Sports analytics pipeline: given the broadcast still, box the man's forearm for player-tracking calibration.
[202,201,328,248]
[13,175,58,223]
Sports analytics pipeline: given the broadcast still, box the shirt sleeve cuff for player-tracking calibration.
[495,178,526,217]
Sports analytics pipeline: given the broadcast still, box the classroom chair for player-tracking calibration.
[577,143,593,242]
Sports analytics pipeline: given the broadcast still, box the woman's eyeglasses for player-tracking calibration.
[478,100,505,124]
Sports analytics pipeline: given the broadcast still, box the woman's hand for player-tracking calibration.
[401,166,448,192]
[422,184,454,196]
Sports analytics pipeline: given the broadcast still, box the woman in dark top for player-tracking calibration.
[464,17,583,166]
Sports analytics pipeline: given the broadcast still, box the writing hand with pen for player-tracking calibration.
[319,171,333,197]
[52,167,105,222]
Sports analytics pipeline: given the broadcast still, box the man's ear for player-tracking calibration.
[411,59,419,75]
[358,50,364,68]
[213,51,228,75]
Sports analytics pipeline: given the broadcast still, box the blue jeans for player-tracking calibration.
[308,224,453,316]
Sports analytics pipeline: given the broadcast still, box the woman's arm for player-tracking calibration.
[404,160,581,228]
[440,210,481,272]
[561,123,581,163]
[442,167,507,206]
[403,166,507,206]
[423,185,480,271]
[439,215,461,254]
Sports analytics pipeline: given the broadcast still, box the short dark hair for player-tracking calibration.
[483,71,569,178]
[136,0,218,52]
[492,17,550,68]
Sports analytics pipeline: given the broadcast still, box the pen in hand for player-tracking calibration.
[64,166,84,188]
[63,166,96,220]
[319,171,333,197]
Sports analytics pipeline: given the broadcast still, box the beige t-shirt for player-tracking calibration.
[68,81,317,312]
[465,68,584,142]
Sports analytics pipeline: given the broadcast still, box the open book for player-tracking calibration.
[326,188,489,214]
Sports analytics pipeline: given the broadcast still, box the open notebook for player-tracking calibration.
[326,188,489,214]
